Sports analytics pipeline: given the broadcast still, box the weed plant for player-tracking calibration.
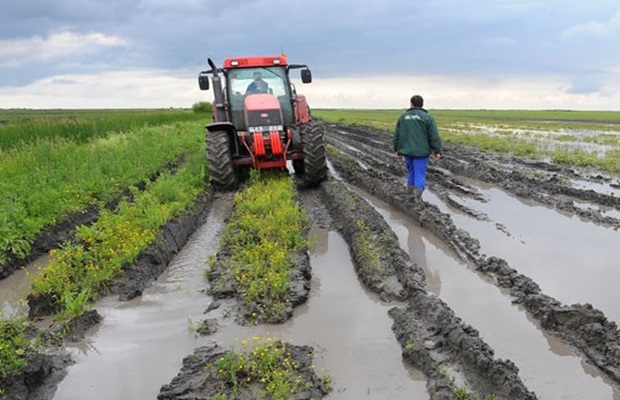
[0,316,29,377]
[219,171,309,321]
[29,149,206,321]
[206,336,325,399]
[0,121,204,268]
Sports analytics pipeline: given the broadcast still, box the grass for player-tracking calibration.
[206,336,329,400]
[0,120,204,269]
[212,171,309,322]
[313,109,620,174]
[354,219,383,274]
[0,108,204,151]
[1,109,211,381]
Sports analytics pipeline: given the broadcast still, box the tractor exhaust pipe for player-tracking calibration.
[208,58,227,123]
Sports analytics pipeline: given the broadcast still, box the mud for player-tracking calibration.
[0,352,72,400]
[5,121,620,399]
[158,342,330,400]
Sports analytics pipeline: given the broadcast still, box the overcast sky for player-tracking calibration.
[1,0,619,110]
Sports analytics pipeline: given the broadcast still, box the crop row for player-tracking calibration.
[0,119,205,273]
[208,171,310,323]
[29,148,206,320]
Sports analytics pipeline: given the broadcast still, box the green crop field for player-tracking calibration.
[0,108,208,280]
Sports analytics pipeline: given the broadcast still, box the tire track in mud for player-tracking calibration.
[322,121,620,391]
[317,179,536,399]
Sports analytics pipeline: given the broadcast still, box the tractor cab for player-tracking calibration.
[225,66,294,131]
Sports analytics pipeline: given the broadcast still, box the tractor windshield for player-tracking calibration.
[226,66,294,130]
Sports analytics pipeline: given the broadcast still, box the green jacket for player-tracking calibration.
[393,107,442,157]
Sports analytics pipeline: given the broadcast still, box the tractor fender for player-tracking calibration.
[206,121,235,135]
[206,122,238,154]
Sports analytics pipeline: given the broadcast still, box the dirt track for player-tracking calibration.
[3,121,620,399]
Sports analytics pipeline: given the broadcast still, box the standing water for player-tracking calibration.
[51,197,231,400]
[210,227,429,399]
[359,188,620,400]
[0,255,47,319]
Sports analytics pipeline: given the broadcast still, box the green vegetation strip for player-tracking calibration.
[0,109,204,150]
[213,172,309,322]
[313,109,620,174]
[0,120,204,268]
[28,149,206,321]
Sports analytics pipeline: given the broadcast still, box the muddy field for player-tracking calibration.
[2,121,620,399]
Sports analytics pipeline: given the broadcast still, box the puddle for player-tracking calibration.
[210,228,428,399]
[359,190,620,400]
[0,255,47,319]
[429,183,620,325]
[51,198,231,400]
[569,177,620,198]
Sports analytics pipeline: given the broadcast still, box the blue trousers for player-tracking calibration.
[404,156,429,190]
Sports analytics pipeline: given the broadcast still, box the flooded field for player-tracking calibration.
[3,118,620,399]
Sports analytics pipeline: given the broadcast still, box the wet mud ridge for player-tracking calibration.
[322,122,620,391]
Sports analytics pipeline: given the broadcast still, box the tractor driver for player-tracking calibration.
[246,71,269,94]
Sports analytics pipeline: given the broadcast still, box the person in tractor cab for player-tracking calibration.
[246,71,269,94]
[393,94,442,202]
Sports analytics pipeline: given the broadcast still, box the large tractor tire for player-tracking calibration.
[301,124,328,187]
[206,130,238,190]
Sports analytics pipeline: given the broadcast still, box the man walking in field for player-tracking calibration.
[393,95,442,202]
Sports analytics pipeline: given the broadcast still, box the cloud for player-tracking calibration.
[0,69,199,109]
[1,0,620,109]
[4,68,617,111]
[565,75,605,95]
[561,9,620,39]
[0,31,129,67]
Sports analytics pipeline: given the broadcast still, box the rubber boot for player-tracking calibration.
[407,184,416,201]
[413,188,424,202]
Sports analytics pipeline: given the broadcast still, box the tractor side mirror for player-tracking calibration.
[301,68,312,84]
[198,72,210,90]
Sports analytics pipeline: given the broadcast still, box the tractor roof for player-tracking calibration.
[222,55,288,69]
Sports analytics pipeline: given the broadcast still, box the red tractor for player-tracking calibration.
[198,54,327,189]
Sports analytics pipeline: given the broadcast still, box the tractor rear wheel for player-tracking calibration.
[301,124,327,187]
[206,130,237,190]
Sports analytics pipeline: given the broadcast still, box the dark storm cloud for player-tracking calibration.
[1,0,617,74]
[1,0,619,108]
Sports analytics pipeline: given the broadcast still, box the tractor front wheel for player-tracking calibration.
[301,124,327,187]
[206,130,238,190]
